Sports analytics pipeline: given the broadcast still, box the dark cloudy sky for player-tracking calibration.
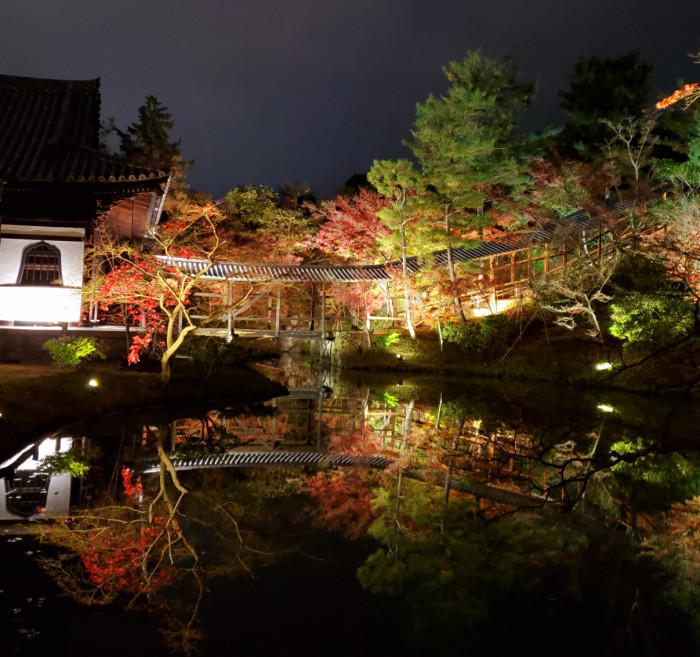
[2,0,699,198]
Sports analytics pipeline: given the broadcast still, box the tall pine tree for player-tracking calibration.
[406,52,533,322]
[116,95,182,172]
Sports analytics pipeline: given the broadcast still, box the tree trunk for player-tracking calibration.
[445,212,466,324]
[400,225,416,340]
[161,315,196,385]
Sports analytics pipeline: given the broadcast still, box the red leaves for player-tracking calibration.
[126,333,153,365]
[307,470,377,540]
[121,466,144,499]
[308,190,390,261]
[79,521,172,594]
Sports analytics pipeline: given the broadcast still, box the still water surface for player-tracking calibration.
[2,372,700,656]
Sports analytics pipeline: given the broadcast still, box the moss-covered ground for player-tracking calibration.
[334,325,699,397]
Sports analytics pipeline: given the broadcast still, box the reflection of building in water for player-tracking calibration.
[0,437,73,521]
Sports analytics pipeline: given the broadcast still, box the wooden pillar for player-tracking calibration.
[316,394,324,450]
[544,243,550,273]
[226,280,233,342]
[320,282,326,339]
[309,283,316,331]
[275,286,281,337]
[170,421,177,452]
[510,252,516,282]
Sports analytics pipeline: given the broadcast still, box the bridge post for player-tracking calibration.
[320,282,326,339]
[226,280,233,342]
[275,286,281,337]
[309,283,316,331]
[319,282,329,368]
[544,243,550,273]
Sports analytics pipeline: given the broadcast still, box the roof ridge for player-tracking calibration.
[69,142,169,179]
[0,73,100,89]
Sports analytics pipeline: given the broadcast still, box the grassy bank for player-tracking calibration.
[335,326,699,397]
[0,361,286,458]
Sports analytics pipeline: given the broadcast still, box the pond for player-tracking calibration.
[2,371,700,656]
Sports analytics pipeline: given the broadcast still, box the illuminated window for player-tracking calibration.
[18,242,62,285]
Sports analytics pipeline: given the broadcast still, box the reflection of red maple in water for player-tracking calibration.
[328,429,383,455]
[81,523,174,593]
[121,466,144,498]
[76,467,176,595]
[307,470,378,540]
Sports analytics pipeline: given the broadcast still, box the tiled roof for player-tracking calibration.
[157,256,392,283]
[155,209,604,283]
[0,74,167,184]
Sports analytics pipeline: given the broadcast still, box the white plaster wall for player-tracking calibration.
[0,285,82,322]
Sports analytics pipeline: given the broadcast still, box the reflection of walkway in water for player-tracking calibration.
[132,391,560,509]
[141,451,391,471]
[138,448,552,509]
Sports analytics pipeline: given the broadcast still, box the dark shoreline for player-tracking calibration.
[0,362,287,459]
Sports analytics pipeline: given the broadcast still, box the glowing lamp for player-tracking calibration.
[597,403,615,413]
[595,362,613,371]
[87,378,99,388]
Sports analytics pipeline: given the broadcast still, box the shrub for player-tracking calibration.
[609,292,695,346]
[180,336,254,377]
[38,452,90,477]
[441,315,515,353]
[42,336,105,368]
[374,332,401,349]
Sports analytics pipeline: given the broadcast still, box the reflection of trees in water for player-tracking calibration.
[300,389,700,652]
[29,387,700,654]
[36,426,205,653]
[34,424,293,655]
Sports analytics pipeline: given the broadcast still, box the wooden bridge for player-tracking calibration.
[149,204,638,343]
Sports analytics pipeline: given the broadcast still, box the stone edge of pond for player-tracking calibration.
[0,364,288,458]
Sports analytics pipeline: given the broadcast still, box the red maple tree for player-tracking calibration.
[308,189,390,262]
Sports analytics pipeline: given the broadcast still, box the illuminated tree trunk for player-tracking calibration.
[400,224,416,340]
[445,211,467,324]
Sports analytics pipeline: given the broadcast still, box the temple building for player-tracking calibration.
[0,74,169,324]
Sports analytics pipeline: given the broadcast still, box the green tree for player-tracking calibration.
[220,185,314,260]
[609,292,695,347]
[115,95,182,172]
[559,52,653,156]
[367,159,427,339]
[406,52,533,322]
[656,111,700,190]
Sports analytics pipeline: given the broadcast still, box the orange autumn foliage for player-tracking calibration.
[656,83,700,109]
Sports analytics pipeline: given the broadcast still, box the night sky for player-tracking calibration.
[2,0,699,198]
